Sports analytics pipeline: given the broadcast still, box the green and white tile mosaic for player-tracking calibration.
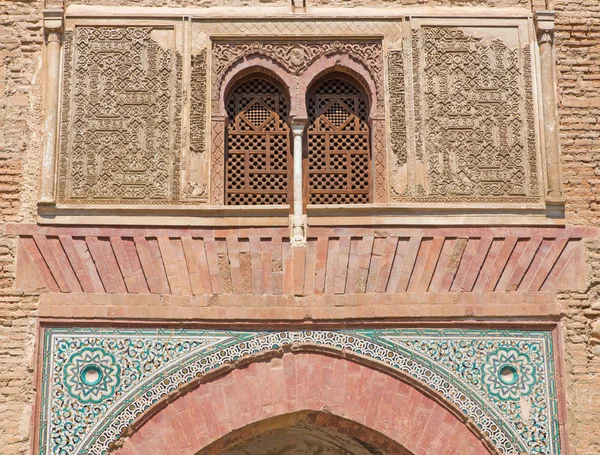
[40,328,560,455]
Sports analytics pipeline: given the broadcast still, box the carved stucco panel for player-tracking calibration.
[389,24,543,204]
[211,40,385,114]
[185,50,209,201]
[57,26,184,204]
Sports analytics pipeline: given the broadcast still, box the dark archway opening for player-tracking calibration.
[197,411,413,455]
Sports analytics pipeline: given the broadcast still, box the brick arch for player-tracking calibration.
[297,54,380,119]
[217,57,297,117]
[114,352,498,455]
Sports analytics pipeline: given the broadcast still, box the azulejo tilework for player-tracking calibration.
[64,348,120,403]
[483,348,537,401]
[40,328,560,455]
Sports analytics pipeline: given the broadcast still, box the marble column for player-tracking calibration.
[291,121,306,247]
[39,10,63,204]
[536,11,563,201]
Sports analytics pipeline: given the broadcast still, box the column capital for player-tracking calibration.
[291,119,307,136]
[43,9,63,43]
[535,10,555,43]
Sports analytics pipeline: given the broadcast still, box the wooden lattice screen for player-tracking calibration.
[306,78,371,204]
[225,78,291,205]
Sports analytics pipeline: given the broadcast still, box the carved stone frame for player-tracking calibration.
[43,11,558,225]
[203,23,395,206]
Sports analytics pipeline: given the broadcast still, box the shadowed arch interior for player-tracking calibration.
[197,411,414,455]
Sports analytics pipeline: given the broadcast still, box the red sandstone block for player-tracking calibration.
[396,236,421,292]
[158,237,192,296]
[182,237,212,295]
[203,237,223,294]
[427,238,454,292]
[18,237,59,292]
[417,236,445,292]
[33,235,78,292]
[60,236,104,293]
[407,238,432,292]
[324,238,339,295]
[415,400,448,452]
[292,246,306,296]
[450,237,479,292]
[85,237,127,294]
[502,237,543,291]
[334,237,351,294]
[271,236,284,295]
[386,238,407,293]
[110,237,149,294]
[365,237,384,293]
[225,236,243,295]
[282,241,293,295]
[482,237,518,292]
[248,236,263,295]
[472,238,503,292]
[344,238,361,294]
[282,354,297,411]
[303,239,317,296]
[542,239,580,291]
[260,239,273,295]
[49,236,83,292]
[529,237,569,291]
[461,237,493,292]
[133,237,170,294]
[313,237,329,294]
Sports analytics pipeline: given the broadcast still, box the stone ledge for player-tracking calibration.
[37,291,561,320]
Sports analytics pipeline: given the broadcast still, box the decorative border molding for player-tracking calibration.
[49,15,555,214]
[38,327,560,455]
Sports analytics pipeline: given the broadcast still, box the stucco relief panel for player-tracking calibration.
[211,40,385,114]
[57,26,185,204]
[54,18,544,208]
[388,21,543,204]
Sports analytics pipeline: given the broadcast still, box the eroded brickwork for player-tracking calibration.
[558,240,600,455]
[552,1,600,452]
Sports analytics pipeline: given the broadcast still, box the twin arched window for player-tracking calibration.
[225,75,371,206]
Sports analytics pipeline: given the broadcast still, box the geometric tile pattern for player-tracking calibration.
[39,328,560,455]
[12,224,590,295]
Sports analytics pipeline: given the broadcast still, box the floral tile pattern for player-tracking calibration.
[39,328,559,455]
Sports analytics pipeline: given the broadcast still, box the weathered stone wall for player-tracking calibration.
[554,0,600,228]
[0,1,43,453]
[558,239,600,455]
[1,0,600,454]
[552,0,600,452]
